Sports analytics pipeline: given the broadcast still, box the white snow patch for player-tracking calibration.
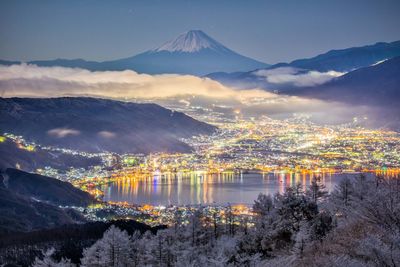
[372,59,388,66]
[153,30,230,53]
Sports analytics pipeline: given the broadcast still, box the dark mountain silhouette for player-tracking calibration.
[286,57,400,130]
[30,58,100,69]
[272,40,400,72]
[0,184,78,234]
[0,97,216,153]
[0,59,20,66]
[0,168,95,234]
[287,56,400,106]
[3,168,96,206]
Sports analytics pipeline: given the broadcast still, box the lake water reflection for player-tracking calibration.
[101,172,369,205]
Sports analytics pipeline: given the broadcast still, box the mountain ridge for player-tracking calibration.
[0,168,93,234]
[0,97,217,154]
[271,40,400,72]
[205,40,400,91]
[0,30,269,75]
[4,168,96,207]
[286,56,400,105]
[285,56,400,130]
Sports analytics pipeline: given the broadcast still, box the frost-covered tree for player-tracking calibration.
[309,211,334,241]
[331,177,354,208]
[135,230,157,265]
[356,234,400,266]
[358,176,400,233]
[306,176,328,203]
[353,174,370,202]
[154,229,177,267]
[207,235,238,266]
[225,204,236,236]
[128,231,141,267]
[173,208,184,235]
[276,185,318,232]
[188,207,205,246]
[293,175,400,267]
[32,248,74,267]
[81,225,132,267]
[253,193,274,217]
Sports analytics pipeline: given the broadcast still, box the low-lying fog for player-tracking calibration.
[0,64,379,126]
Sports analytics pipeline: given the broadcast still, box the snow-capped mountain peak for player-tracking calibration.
[153,30,230,53]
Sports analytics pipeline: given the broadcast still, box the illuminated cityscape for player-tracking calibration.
[2,112,400,226]
[8,114,398,179]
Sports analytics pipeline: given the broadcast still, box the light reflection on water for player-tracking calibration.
[101,172,373,205]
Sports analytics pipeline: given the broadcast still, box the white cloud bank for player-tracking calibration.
[0,64,370,125]
[0,63,316,103]
[254,67,344,87]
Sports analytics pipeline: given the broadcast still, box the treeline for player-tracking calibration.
[6,174,400,266]
[0,220,163,266]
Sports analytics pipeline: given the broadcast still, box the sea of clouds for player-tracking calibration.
[0,64,373,125]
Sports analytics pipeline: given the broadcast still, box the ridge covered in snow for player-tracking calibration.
[153,30,231,53]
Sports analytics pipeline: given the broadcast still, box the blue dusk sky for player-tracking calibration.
[0,0,399,64]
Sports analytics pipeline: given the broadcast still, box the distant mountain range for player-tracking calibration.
[0,168,95,234]
[287,56,400,130]
[0,97,216,154]
[0,30,269,75]
[287,56,400,106]
[1,36,399,77]
[207,44,400,129]
[206,40,400,90]
[274,40,400,72]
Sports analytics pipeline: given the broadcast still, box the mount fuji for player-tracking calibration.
[153,30,233,53]
[100,30,269,75]
[0,30,269,76]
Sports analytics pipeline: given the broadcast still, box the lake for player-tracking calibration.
[100,172,369,206]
